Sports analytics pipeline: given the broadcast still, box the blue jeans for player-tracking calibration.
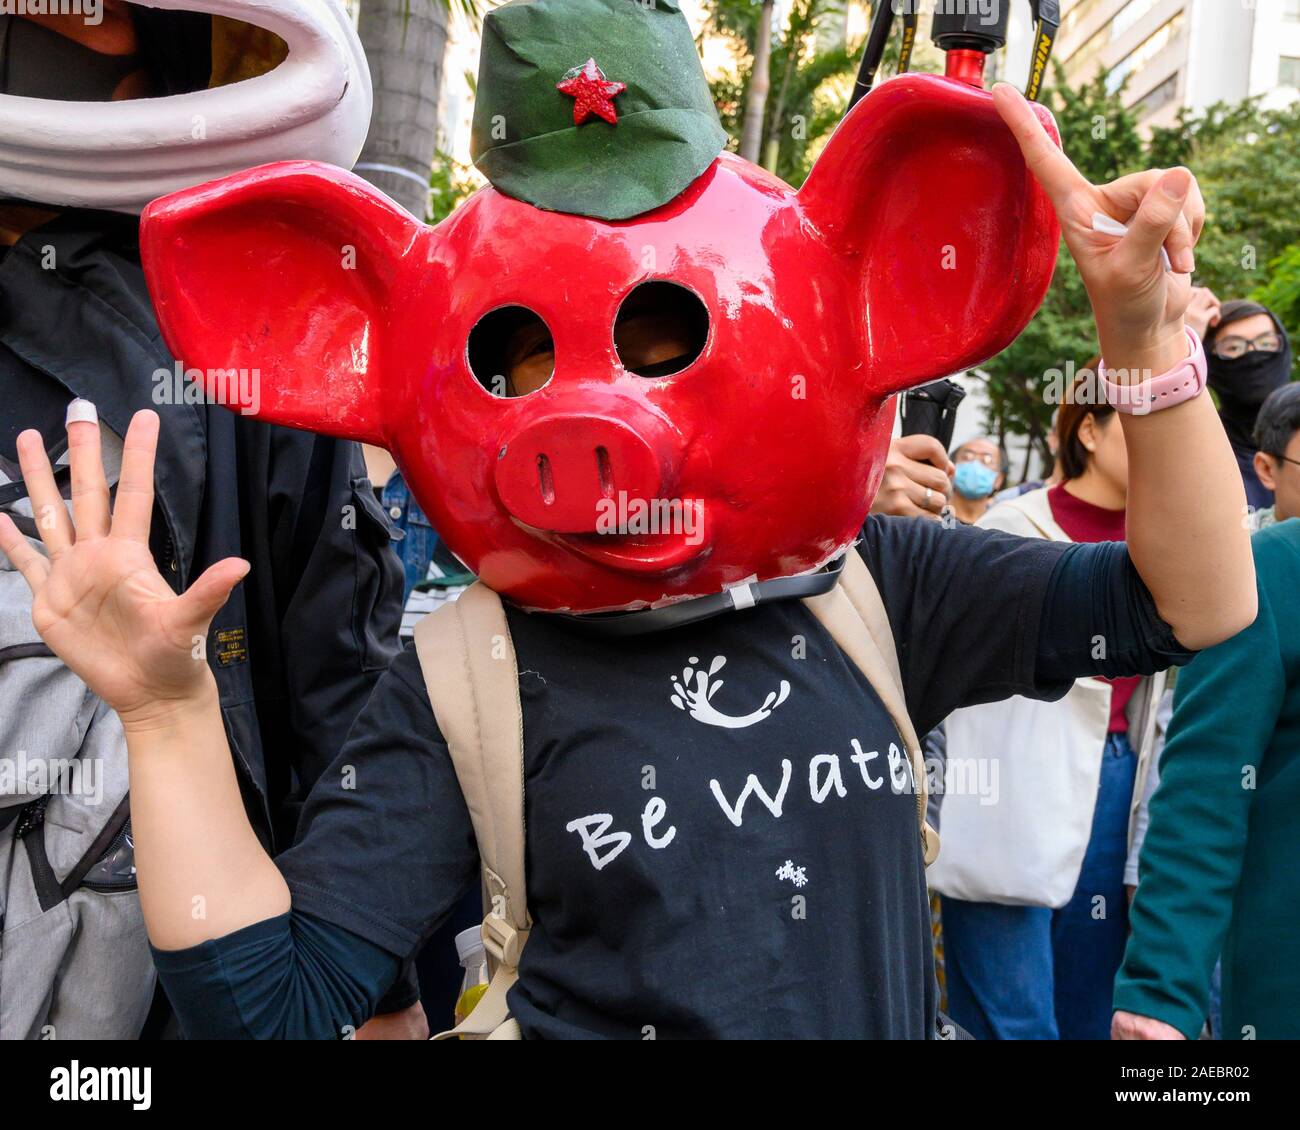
[380,472,437,603]
[941,732,1137,1040]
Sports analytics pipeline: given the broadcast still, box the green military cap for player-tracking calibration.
[470,0,728,221]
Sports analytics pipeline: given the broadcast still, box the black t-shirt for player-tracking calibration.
[276,517,1081,1039]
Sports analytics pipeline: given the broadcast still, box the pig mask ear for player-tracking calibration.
[798,75,1061,401]
[140,161,425,446]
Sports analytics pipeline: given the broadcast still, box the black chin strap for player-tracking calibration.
[553,555,847,638]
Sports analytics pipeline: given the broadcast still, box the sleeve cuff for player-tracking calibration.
[376,963,421,1013]
[1112,982,1207,1041]
[149,912,292,971]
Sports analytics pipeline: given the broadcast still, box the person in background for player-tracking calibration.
[1117,384,1300,1042]
[868,432,955,828]
[993,409,1063,503]
[1113,386,1300,1041]
[1183,285,1222,342]
[868,432,957,1015]
[0,60,1258,1038]
[1186,289,1293,514]
[360,444,483,1030]
[363,446,475,638]
[0,2,415,1039]
[870,433,955,521]
[934,371,1170,1040]
[949,436,1007,525]
[1250,383,1300,529]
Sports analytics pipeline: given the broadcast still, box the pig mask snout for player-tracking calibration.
[493,392,682,537]
[140,74,1062,611]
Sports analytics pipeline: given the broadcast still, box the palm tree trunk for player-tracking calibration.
[762,35,799,172]
[739,0,774,164]
[355,0,450,220]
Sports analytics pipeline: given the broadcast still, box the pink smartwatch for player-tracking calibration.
[1097,326,1207,415]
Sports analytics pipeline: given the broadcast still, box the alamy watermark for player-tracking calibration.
[895,0,1001,26]
[595,491,704,545]
[1,0,102,25]
[1,752,104,805]
[49,1062,150,1111]
[1043,360,1157,415]
[153,362,261,416]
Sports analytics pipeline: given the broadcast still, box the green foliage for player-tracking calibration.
[1176,99,1300,302]
[706,0,765,43]
[706,7,1300,463]
[1144,99,1263,170]
[983,70,1300,470]
[983,243,1097,471]
[1046,69,1145,183]
[428,150,477,224]
[766,34,857,183]
[710,69,746,146]
[980,67,1142,467]
[1254,243,1300,382]
[704,0,934,186]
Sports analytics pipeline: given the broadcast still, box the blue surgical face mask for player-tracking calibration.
[954,460,998,500]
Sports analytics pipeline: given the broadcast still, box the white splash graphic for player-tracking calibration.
[670,655,790,729]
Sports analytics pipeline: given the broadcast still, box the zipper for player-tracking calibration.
[81,817,137,894]
[13,794,64,912]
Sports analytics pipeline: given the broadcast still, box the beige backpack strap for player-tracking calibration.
[804,552,939,864]
[412,582,528,1039]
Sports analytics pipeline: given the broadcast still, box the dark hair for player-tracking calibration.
[1253,381,1300,457]
[1205,299,1280,349]
[1055,359,1116,481]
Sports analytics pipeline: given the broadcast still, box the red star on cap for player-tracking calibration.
[556,57,626,126]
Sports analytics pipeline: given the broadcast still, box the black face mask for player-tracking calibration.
[0,16,143,102]
[1208,328,1294,449]
[0,11,211,102]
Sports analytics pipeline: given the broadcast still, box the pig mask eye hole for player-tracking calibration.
[467,305,555,398]
[615,281,709,379]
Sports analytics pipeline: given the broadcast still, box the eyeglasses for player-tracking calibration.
[1211,333,1283,360]
[955,449,999,468]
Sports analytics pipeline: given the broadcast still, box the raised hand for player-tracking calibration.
[1185,286,1222,342]
[870,435,954,520]
[993,88,1255,653]
[0,405,249,729]
[993,83,1205,380]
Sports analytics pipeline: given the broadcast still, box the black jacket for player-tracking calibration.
[0,211,405,851]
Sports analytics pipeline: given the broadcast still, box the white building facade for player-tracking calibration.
[1057,0,1300,129]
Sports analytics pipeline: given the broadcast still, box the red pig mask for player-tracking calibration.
[140,75,1060,613]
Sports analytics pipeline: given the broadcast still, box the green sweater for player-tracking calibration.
[1114,520,1300,1039]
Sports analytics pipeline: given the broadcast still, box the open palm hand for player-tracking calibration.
[0,408,248,728]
